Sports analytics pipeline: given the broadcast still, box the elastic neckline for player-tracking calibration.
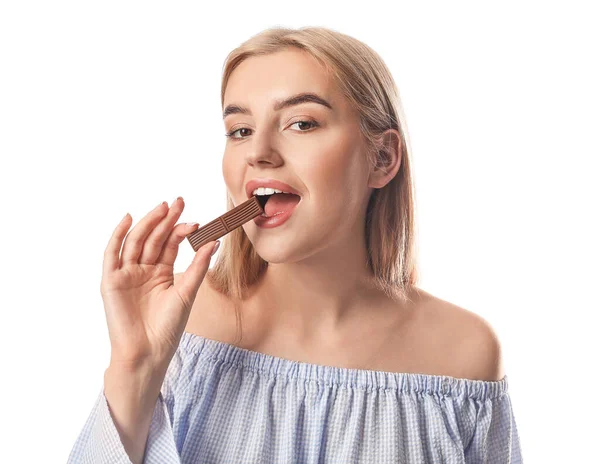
[179,331,508,400]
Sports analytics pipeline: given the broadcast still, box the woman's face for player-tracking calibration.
[222,48,374,263]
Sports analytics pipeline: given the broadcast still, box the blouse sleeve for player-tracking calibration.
[67,362,182,463]
[463,392,523,464]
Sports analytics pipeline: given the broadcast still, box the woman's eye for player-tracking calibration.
[225,120,319,139]
[289,120,319,132]
[225,127,252,139]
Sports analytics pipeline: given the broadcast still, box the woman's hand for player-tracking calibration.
[100,197,218,372]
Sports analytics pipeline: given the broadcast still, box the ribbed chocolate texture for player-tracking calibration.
[186,196,264,252]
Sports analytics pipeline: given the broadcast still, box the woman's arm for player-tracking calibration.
[103,361,168,464]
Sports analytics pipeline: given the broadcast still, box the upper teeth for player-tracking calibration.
[252,187,291,196]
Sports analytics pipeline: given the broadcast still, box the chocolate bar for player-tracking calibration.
[186,195,266,252]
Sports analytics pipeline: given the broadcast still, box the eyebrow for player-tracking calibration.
[223,92,333,119]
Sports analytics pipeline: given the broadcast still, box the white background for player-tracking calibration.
[1,1,598,462]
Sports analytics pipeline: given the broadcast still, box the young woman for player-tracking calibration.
[69,26,523,463]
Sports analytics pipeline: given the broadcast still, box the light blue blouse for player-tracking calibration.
[68,331,523,463]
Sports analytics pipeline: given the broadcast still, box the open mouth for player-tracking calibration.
[253,192,302,217]
[254,194,269,210]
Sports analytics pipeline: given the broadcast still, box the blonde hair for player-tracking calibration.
[207,26,419,344]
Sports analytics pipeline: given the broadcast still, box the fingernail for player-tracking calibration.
[186,222,198,227]
[211,241,220,256]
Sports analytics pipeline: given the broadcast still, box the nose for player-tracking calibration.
[245,151,283,167]
[244,131,283,167]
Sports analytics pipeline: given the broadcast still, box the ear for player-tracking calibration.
[368,129,402,189]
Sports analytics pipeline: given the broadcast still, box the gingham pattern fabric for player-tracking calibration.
[68,331,523,463]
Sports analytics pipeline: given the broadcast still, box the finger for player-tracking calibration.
[155,222,199,267]
[120,201,168,266]
[139,197,185,265]
[174,240,219,308]
[103,213,133,274]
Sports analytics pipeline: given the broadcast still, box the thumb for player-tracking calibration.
[175,240,220,307]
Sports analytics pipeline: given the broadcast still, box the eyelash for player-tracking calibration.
[225,120,320,140]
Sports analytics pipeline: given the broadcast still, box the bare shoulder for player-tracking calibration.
[412,288,506,382]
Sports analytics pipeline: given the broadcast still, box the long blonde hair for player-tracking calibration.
[207,26,419,344]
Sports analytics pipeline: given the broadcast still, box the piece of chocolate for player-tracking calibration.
[186,195,266,252]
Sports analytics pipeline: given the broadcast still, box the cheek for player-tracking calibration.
[309,131,365,190]
[221,156,242,204]
[222,155,231,184]
[302,135,366,214]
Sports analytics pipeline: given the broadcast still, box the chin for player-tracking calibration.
[243,234,299,263]
[252,243,297,264]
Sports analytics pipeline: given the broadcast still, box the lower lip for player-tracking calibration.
[253,199,301,228]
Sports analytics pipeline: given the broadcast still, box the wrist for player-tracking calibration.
[104,363,165,417]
